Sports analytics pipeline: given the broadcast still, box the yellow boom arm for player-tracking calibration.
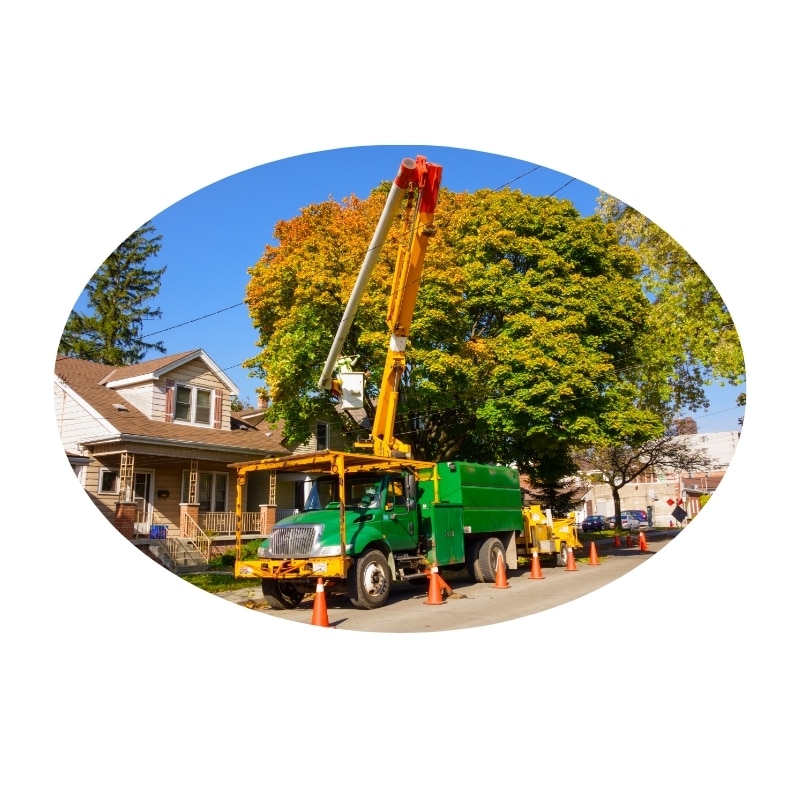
[363,157,442,457]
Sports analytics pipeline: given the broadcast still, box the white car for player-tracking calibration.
[607,512,641,531]
[617,512,641,531]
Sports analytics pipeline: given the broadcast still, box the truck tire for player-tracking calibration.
[477,537,504,584]
[261,578,304,610]
[556,542,569,567]
[347,549,392,610]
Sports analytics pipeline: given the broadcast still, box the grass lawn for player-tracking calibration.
[181,571,259,593]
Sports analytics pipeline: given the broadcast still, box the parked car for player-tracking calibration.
[623,509,648,526]
[581,515,608,533]
[604,512,641,531]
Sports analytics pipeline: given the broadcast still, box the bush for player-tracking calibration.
[242,540,261,560]
[207,541,262,570]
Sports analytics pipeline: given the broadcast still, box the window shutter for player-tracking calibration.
[213,391,222,429]
[165,379,175,422]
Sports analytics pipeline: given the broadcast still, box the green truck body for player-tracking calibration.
[417,462,523,567]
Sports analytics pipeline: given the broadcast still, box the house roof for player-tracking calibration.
[55,354,288,458]
[99,349,238,393]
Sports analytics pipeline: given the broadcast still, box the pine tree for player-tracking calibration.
[59,222,167,365]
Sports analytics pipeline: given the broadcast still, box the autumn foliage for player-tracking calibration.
[244,180,661,477]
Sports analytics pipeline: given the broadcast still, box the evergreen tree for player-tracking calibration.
[59,222,167,365]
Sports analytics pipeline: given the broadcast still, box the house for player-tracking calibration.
[54,349,297,569]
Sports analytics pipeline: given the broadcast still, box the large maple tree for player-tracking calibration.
[244,182,660,480]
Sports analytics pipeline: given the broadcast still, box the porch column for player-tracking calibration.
[259,504,277,535]
[114,501,138,539]
[180,503,200,535]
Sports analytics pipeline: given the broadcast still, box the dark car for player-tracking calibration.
[582,515,608,532]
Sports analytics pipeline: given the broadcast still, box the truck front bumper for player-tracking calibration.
[235,556,351,580]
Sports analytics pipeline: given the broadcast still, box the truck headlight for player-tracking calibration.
[309,543,343,557]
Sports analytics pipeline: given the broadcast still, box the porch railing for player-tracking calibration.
[199,509,298,535]
[200,511,260,535]
[177,513,212,562]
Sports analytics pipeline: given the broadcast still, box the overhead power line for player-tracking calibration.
[145,302,244,337]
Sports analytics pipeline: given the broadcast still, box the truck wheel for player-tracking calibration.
[261,578,304,610]
[347,549,391,610]
[477,537,504,584]
[556,542,568,567]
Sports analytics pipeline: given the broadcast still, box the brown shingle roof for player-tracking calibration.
[97,350,201,385]
[55,354,288,457]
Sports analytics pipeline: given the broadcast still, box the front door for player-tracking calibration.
[133,471,154,535]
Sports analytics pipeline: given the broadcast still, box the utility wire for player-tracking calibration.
[146,303,244,337]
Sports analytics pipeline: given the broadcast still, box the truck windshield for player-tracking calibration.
[303,476,384,511]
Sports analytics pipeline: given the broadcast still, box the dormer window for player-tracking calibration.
[175,384,212,425]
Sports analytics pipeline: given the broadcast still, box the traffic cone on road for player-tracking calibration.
[639,530,649,552]
[613,533,621,548]
[589,541,600,566]
[494,553,510,589]
[423,565,447,605]
[565,547,578,572]
[528,550,544,580]
[626,533,633,548]
[311,578,330,628]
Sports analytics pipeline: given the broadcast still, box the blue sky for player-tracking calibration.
[74,144,744,433]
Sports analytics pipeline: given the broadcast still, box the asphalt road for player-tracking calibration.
[215,530,679,634]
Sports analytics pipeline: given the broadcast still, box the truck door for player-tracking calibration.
[382,476,418,552]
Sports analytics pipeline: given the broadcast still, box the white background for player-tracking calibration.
[3,3,795,797]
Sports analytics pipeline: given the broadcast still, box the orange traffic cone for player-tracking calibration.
[528,550,544,580]
[613,533,621,548]
[565,546,578,572]
[423,565,447,605]
[311,577,330,627]
[589,541,600,566]
[494,553,510,589]
[639,530,649,552]
[626,533,633,548]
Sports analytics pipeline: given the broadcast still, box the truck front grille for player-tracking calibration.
[269,525,318,557]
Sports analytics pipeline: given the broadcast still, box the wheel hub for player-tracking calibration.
[364,562,388,596]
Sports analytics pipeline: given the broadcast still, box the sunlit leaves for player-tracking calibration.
[597,193,745,416]
[243,183,651,465]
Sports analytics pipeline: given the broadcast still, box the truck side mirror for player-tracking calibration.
[404,473,417,510]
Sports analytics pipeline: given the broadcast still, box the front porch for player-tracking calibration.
[123,505,299,573]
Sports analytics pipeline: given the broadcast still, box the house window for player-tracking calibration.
[99,468,119,494]
[181,471,227,512]
[316,421,329,451]
[174,385,213,425]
